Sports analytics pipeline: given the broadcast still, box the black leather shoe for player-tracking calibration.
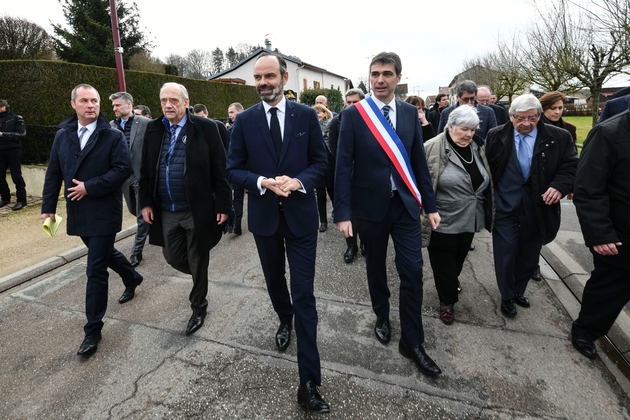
[360,242,366,256]
[297,380,330,414]
[11,201,26,211]
[186,312,206,335]
[129,253,142,268]
[0,199,9,208]
[399,340,442,376]
[77,333,102,355]
[501,299,517,317]
[319,223,327,232]
[514,294,530,308]
[374,316,391,344]
[118,275,143,304]
[344,246,358,263]
[572,334,597,359]
[233,226,242,236]
[532,265,542,281]
[276,322,292,351]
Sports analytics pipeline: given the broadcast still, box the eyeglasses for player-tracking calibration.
[460,96,476,103]
[513,115,539,123]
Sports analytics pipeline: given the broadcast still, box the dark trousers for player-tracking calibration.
[81,234,140,336]
[316,187,334,223]
[0,148,26,202]
[253,212,321,385]
[161,210,209,314]
[492,205,542,300]
[428,231,474,305]
[572,260,630,341]
[123,178,149,256]
[355,193,425,346]
[233,185,244,229]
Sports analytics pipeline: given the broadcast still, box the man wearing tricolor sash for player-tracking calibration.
[334,52,442,377]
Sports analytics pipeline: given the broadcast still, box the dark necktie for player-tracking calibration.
[269,107,282,157]
[78,126,88,150]
[382,105,395,131]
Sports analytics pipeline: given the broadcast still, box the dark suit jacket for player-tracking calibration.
[334,99,437,224]
[110,115,149,215]
[489,103,509,126]
[42,113,131,236]
[139,111,232,253]
[599,94,630,123]
[226,100,328,237]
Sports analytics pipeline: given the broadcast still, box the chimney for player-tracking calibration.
[265,38,272,51]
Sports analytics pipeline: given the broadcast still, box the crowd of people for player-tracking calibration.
[0,48,626,415]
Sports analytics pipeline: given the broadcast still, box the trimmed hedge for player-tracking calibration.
[299,88,343,114]
[0,60,260,125]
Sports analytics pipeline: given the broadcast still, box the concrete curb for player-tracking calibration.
[0,225,137,294]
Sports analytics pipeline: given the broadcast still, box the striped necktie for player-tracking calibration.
[382,105,395,131]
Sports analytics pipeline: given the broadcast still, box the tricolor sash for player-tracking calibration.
[355,97,423,208]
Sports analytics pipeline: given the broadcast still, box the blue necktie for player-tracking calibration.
[382,105,395,131]
[78,127,88,150]
[518,134,531,180]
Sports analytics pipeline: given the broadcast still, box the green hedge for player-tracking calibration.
[299,88,343,114]
[0,60,259,125]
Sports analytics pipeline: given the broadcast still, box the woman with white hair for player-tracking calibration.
[422,105,494,325]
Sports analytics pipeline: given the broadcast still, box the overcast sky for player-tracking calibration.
[9,0,630,96]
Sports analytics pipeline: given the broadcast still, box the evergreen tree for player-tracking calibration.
[52,0,150,68]
[225,47,238,68]
[211,47,224,75]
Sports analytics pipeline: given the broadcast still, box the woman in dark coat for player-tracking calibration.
[539,91,577,146]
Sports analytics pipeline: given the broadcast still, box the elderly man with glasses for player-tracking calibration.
[437,80,497,144]
[485,94,577,318]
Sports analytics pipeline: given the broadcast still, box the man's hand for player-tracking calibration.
[427,212,441,229]
[542,187,563,205]
[142,206,154,225]
[217,213,228,224]
[261,178,289,197]
[41,213,55,223]
[275,175,302,194]
[335,220,353,238]
[593,242,622,256]
[67,179,87,201]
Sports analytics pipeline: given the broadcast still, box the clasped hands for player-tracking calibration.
[262,175,301,197]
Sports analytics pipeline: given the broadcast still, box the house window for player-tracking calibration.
[313,81,320,89]
[303,78,307,91]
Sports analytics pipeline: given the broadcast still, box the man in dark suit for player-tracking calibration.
[334,51,442,377]
[571,101,630,359]
[109,92,150,269]
[485,94,577,318]
[139,82,232,336]
[599,94,630,122]
[477,86,509,126]
[226,53,329,414]
[41,84,143,356]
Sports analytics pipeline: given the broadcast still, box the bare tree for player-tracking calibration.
[0,15,55,60]
[185,49,213,79]
[165,54,188,77]
[526,0,630,125]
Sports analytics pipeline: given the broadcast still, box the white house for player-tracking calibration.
[210,41,352,101]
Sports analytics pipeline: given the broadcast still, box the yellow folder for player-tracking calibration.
[42,215,63,238]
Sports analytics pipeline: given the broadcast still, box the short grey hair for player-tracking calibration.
[71,84,100,102]
[160,82,189,100]
[109,92,133,104]
[457,80,478,97]
[509,94,542,116]
[446,105,480,131]
[345,88,365,100]
[229,102,244,111]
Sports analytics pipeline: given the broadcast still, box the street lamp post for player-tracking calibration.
[109,0,126,92]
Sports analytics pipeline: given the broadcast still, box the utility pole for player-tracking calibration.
[109,0,126,91]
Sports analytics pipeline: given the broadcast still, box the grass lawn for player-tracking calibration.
[562,116,594,148]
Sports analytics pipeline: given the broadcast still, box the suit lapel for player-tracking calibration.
[129,118,138,148]
[255,103,279,162]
